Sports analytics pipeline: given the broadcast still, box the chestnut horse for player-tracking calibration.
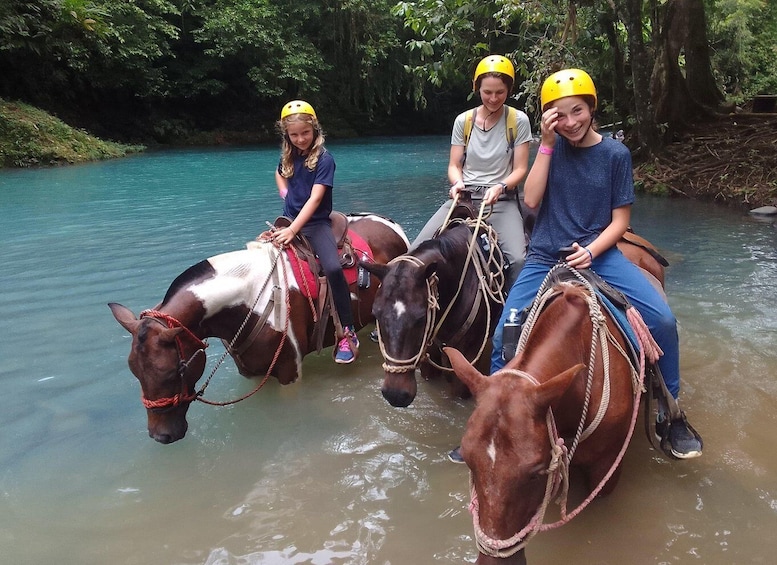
[362,220,506,407]
[445,240,666,565]
[365,228,665,409]
[109,214,408,444]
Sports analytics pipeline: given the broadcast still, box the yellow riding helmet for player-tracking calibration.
[280,100,317,120]
[472,55,515,91]
[540,68,597,110]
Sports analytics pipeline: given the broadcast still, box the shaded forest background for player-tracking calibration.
[1,0,776,206]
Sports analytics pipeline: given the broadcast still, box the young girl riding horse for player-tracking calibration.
[271,100,359,364]
[493,69,702,459]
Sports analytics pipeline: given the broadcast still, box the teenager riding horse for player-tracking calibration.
[109,214,408,444]
[444,241,666,564]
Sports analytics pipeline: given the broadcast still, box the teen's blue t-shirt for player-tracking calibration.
[528,135,634,265]
[281,148,335,225]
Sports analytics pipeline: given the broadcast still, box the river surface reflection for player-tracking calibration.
[0,137,775,564]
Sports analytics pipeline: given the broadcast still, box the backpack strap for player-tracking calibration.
[463,108,476,149]
[463,106,518,164]
[505,105,517,148]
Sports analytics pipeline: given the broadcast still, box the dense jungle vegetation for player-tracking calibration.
[1,0,776,207]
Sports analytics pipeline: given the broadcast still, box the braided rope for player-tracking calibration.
[194,243,283,403]
[470,370,570,557]
[424,201,504,370]
[378,256,439,373]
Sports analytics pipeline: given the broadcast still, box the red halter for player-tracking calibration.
[138,310,209,410]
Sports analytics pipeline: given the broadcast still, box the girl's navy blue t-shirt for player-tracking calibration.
[281,148,335,224]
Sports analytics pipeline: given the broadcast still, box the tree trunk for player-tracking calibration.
[651,0,720,132]
[600,5,629,125]
[684,0,724,107]
[619,0,660,153]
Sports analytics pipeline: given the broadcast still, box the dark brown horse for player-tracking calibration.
[109,214,408,444]
[363,226,666,409]
[361,221,506,407]
[445,243,665,564]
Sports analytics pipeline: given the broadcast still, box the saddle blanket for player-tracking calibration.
[286,230,373,300]
[597,292,640,366]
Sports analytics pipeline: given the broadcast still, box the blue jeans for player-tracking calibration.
[491,247,681,397]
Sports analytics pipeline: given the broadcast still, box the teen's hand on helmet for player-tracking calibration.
[540,107,559,146]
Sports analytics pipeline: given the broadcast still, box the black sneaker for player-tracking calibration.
[447,446,465,464]
[656,412,703,460]
[369,329,379,343]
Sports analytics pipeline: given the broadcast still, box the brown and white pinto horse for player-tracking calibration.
[445,241,665,565]
[109,214,408,444]
[362,221,505,407]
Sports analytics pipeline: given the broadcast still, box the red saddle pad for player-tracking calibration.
[286,230,373,300]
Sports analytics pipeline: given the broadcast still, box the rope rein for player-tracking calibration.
[379,199,504,374]
[378,256,440,373]
[139,242,294,409]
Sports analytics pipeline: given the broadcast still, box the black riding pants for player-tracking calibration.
[302,221,354,329]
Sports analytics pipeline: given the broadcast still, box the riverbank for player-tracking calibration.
[0,99,144,167]
[2,99,775,210]
[634,113,777,210]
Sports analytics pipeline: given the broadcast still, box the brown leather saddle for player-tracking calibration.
[270,211,361,352]
[273,211,356,273]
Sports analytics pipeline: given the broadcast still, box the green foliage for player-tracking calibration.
[2,0,777,152]
[391,0,625,120]
[0,99,144,167]
[318,0,407,116]
[392,0,505,107]
[193,0,325,97]
[707,0,777,101]
[0,0,180,102]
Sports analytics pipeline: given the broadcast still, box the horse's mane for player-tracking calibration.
[414,222,472,260]
[160,260,215,306]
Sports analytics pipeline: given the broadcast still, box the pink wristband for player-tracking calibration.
[538,145,554,155]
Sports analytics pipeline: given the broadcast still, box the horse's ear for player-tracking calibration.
[444,346,488,396]
[109,303,141,335]
[360,261,389,281]
[159,326,185,344]
[534,364,585,412]
[424,261,438,280]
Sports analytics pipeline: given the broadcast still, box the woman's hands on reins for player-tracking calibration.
[449,179,503,206]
